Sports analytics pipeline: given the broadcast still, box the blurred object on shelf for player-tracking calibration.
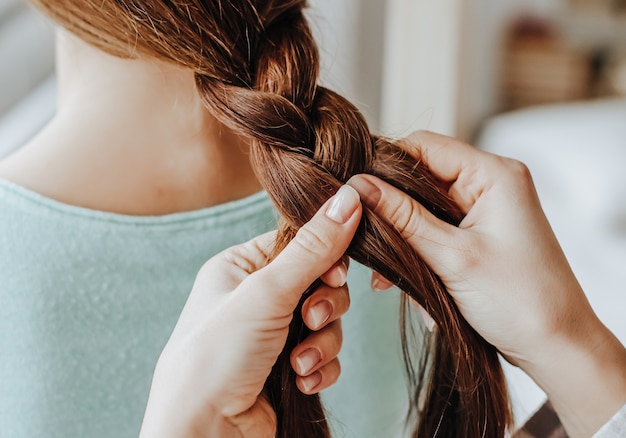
[569,0,626,15]
[616,0,626,14]
[568,0,613,15]
[502,15,591,109]
[608,53,626,95]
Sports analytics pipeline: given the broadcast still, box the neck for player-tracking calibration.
[55,29,208,148]
[0,29,262,215]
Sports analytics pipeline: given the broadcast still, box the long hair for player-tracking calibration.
[32,0,513,436]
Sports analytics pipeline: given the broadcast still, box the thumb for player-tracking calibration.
[347,174,457,268]
[243,185,362,312]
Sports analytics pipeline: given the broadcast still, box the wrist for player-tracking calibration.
[519,317,626,438]
[140,362,230,438]
[141,394,236,438]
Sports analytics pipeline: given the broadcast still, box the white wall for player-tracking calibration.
[310,0,573,140]
[457,0,566,139]
[0,2,56,156]
[309,0,464,137]
[308,0,386,130]
[0,3,55,117]
[380,0,464,137]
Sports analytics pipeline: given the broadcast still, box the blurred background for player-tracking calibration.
[1,0,625,429]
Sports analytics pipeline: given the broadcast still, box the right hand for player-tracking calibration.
[350,130,593,362]
[348,130,626,438]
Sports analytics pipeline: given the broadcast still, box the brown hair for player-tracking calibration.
[33,0,513,435]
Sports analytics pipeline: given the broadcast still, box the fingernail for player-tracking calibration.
[309,300,332,329]
[296,348,321,375]
[336,261,348,286]
[371,277,384,291]
[371,274,393,291]
[418,306,437,332]
[325,185,360,224]
[347,175,381,210]
[301,371,322,392]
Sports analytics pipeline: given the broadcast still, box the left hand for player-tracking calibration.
[140,185,362,438]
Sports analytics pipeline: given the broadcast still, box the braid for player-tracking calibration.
[34,0,513,435]
[197,3,513,437]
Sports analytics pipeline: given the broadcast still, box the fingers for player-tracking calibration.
[400,130,505,212]
[301,282,350,330]
[290,320,342,394]
[245,185,362,313]
[319,256,349,289]
[295,359,340,395]
[348,174,458,268]
[371,271,394,291]
[401,130,486,183]
[293,274,350,395]
[214,231,277,282]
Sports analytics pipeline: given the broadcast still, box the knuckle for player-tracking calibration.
[502,158,533,183]
[387,195,422,241]
[326,359,341,385]
[328,320,343,349]
[292,224,334,260]
[316,321,343,360]
[508,158,532,179]
[499,158,538,196]
[340,284,351,310]
[220,243,256,274]
[247,237,273,263]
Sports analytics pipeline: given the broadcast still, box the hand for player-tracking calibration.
[348,131,626,438]
[140,185,362,438]
[352,130,589,360]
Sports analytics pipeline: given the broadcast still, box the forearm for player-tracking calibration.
[520,319,626,438]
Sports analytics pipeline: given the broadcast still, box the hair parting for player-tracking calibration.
[33,0,513,435]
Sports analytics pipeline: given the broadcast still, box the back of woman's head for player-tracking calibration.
[33,0,513,436]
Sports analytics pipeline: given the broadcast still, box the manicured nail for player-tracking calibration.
[347,175,381,210]
[296,348,321,375]
[335,261,348,287]
[371,277,384,291]
[301,371,322,393]
[371,274,394,291]
[309,300,332,329]
[325,185,360,224]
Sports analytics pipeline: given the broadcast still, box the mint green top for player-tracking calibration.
[0,179,408,438]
